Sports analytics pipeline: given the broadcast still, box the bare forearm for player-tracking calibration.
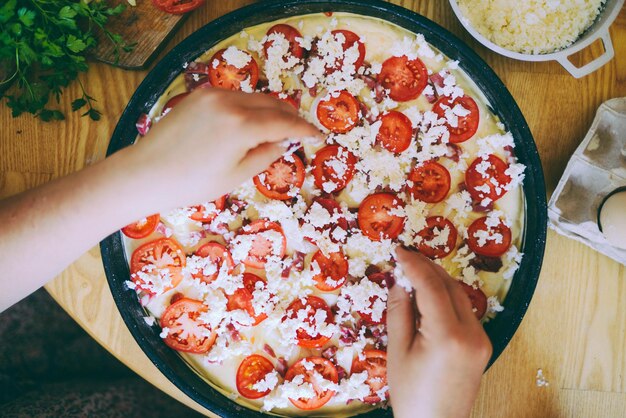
[0,147,159,312]
[0,88,319,313]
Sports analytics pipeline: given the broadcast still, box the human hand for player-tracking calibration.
[126,87,321,211]
[387,248,492,418]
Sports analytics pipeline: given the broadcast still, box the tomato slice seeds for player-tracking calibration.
[433,95,480,143]
[312,145,357,193]
[208,48,259,91]
[416,216,458,259]
[285,357,338,410]
[358,193,406,241]
[254,154,305,200]
[316,90,361,133]
[376,111,413,153]
[378,55,428,102]
[467,216,512,257]
[284,296,335,348]
[160,298,216,353]
[466,154,512,203]
[406,161,451,203]
[237,355,276,399]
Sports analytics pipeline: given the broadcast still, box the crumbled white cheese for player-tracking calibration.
[502,245,523,279]
[487,296,505,313]
[344,232,396,277]
[457,0,606,54]
[536,368,550,387]
[252,370,280,393]
[222,46,252,69]
[261,374,316,411]
[452,245,482,286]
[476,132,516,158]
[336,277,388,323]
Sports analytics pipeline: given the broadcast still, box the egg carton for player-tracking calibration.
[548,97,626,265]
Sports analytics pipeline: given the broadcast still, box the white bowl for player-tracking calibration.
[449,0,625,78]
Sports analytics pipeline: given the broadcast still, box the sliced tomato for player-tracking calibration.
[236,355,275,399]
[269,91,299,110]
[376,111,413,153]
[458,282,488,320]
[236,220,286,269]
[467,217,512,257]
[358,193,405,241]
[189,195,227,223]
[406,161,451,203]
[305,197,349,243]
[122,214,160,239]
[152,0,204,15]
[416,216,458,259]
[192,242,234,284]
[208,48,259,91]
[311,145,357,193]
[312,250,348,291]
[465,154,511,202]
[162,92,190,115]
[285,357,338,410]
[160,298,216,353]
[284,296,334,348]
[330,29,366,70]
[351,350,388,403]
[263,24,304,59]
[130,238,186,293]
[378,56,428,102]
[432,95,480,143]
[227,273,268,326]
[316,91,360,133]
[254,154,305,200]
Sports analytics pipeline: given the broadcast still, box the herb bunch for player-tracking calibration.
[0,0,134,121]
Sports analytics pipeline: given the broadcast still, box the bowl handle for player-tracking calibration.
[556,30,615,79]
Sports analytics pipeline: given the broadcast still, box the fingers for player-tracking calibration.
[235,142,285,182]
[395,248,459,338]
[428,261,476,324]
[386,281,417,358]
[201,88,298,114]
[242,109,322,149]
[170,88,322,151]
[447,281,480,327]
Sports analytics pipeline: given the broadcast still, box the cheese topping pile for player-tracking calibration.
[457,0,607,54]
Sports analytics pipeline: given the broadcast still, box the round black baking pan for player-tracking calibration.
[100,1,548,416]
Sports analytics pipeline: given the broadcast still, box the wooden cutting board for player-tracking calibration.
[92,0,188,70]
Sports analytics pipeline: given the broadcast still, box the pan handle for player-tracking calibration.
[556,30,615,79]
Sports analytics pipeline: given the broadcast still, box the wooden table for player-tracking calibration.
[1,1,625,417]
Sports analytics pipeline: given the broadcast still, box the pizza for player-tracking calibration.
[122,12,526,415]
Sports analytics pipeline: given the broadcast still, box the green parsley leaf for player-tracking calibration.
[71,98,86,111]
[66,34,87,53]
[0,0,135,121]
[0,0,17,25]
[17,8,34,27]
[58,5,77,20]
[39,109,65,121]
[88,108,101,121]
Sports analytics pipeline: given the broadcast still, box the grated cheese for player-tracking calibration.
[457,0,607,54]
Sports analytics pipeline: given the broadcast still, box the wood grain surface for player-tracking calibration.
[92,0,188,69]
[1,1,625,417]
